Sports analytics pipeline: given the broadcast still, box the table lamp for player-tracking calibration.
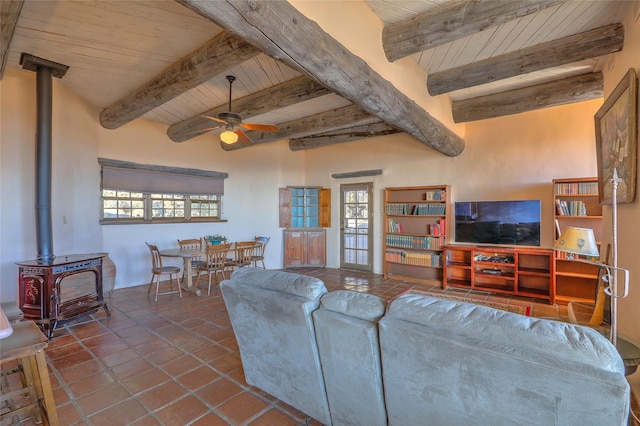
[554,226,600,259]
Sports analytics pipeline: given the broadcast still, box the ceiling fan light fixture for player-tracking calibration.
[220,129,238,144]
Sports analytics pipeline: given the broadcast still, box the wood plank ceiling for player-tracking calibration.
[1,0,632,156]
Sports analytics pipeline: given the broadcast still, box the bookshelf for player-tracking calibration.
[553,177,602,304]
[383,185,449,284]
[444,245,554,302]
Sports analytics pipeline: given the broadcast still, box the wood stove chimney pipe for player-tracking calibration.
[20,53,69,263]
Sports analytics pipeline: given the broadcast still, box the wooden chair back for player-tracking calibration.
[206,243,232,268]
[177,238,202,250]
[234,241,257,268]
[253,236,270,256]
[145,242,182,301]
[146,242,164,270]
[203,243,232,294]
[252,236,271,268]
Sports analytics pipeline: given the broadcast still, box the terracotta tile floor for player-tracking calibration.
[10,268,572,425]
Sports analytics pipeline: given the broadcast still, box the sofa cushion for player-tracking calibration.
[318,289,386,321]
[313,291,387,426]
[379,294,629,425]
[227,267,328,299]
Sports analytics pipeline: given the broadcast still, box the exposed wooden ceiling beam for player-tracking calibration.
[382,0,563,62]
[452,72,603,122]
[222,104,376,151]
[168,75,332,142]
[99,31,260,130]
[289,122,401,151]
[428,23,623,96]
[1,0,24,80]
[178,0,465,157]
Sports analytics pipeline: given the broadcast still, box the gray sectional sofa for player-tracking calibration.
[220,268,630,426]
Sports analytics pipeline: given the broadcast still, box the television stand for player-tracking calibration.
[444,245,554,304]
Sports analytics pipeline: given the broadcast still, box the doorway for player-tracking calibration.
[340,183,373,271]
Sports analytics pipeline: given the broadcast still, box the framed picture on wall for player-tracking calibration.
[594,68,638,205]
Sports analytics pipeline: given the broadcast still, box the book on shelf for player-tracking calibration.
[385,234,445,250]
[385,248,443,267]
[427,218,446,236]
[386,202,446,216]
[424,189,446,201]
[554,181,598,195]
[386,203,411,215]
[411,203,446,215]
[555,200,587,216]
[388,219,403,233]
[555,199,564,216]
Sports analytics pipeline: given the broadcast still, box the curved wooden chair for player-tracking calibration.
[251,236,270,268]
[146,242,182,302]
[196,243,232,295]
[177,238,206,281]
[226,241,256,272]
[567,244,611,328]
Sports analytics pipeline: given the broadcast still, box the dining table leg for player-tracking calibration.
[180,257,202,296]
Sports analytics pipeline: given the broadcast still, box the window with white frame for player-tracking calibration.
[99,158,226,224]
[190,195,220,218]
[102,190,145,220]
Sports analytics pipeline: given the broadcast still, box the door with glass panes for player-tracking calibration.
[340,183,373,271]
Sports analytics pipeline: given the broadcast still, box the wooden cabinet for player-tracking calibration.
[553,177,602,304]
[444,245,554,303]
[280,186,330,269]
[279,187,331,228]
[283,229,326,268]
[383,185,449,285]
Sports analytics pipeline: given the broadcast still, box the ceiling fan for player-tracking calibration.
[201,75,279,145]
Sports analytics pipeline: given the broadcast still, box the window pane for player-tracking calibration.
[102,190,144,219]
[150,194,185,218]
[102,191,220,223]
[189,196,220,219]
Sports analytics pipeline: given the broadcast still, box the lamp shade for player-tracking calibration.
[553,226,600,257]
[220,130,238,144]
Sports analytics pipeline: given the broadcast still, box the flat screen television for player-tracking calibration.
[454,200,541,246]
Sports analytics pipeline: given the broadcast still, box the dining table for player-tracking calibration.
[159,247,207,296]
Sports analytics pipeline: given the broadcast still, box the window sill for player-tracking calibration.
[100,218,228,225]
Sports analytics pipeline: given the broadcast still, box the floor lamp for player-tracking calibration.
[554,169,629,346]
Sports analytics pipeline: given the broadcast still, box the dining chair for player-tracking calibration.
[177,238,206,281]
[567,244,611,327]
[195,243,231,295]
[146,242,182,302]
[251,236,270,269]
[226,241,256,272]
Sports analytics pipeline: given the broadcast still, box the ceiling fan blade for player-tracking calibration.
[235,129,253,145]
[183,125,223,135]
[201,114,228,124]
[241,122,279,132]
